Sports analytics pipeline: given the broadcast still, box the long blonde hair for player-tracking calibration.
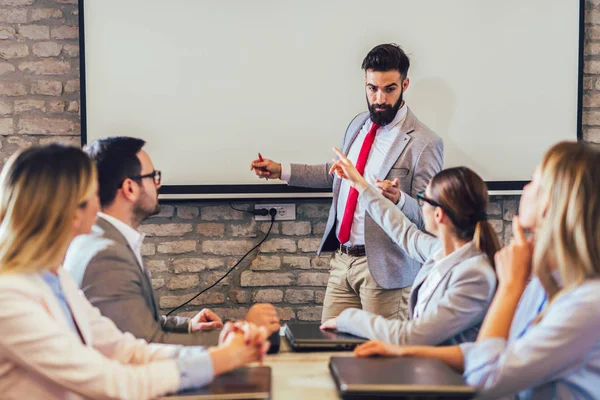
[534,142,600,300]
[0,144,97,274]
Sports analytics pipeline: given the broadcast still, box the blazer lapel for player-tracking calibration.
[418,242,480,313]
[376,107,416,180]
[95,217,161,319]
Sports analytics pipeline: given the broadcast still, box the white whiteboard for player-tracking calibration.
[81,0,581,196]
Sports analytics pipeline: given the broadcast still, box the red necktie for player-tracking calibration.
[337,123,380,244]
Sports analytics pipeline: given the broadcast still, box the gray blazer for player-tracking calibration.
[64,217,219,346]
[336,186,497,346]
[288,107,443,289]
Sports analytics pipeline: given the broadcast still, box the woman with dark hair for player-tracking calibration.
[321,147,500,346]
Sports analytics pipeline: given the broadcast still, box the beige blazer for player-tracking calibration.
[0,269,182,400]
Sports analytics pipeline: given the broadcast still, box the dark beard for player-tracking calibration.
[368,89,404,126]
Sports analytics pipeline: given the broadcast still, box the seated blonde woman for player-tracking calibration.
[354,142,600,400]
[322,148,499,346]
[0,144,269,400]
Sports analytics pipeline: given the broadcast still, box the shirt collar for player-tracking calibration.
[370,102,408,131]
[41,270,62,292]
[97,212,146,254]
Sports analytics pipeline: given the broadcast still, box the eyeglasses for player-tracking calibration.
[416,191,442,208]
[416,190,458,223]
[130,170,162,186]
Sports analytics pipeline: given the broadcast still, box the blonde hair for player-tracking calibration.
[534,142,600,301]
[0,144,97,274]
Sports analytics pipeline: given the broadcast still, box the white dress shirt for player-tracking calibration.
[97,212,146,271]
[281,104,408,246]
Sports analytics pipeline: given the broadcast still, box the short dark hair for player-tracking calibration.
[361,43,410,78]
[85,136,146,208]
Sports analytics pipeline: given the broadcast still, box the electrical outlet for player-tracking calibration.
[254,203,296,221]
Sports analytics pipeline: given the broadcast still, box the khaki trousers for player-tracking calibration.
[321,250,411,323]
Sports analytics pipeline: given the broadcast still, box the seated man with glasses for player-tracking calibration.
[64,137,280,346]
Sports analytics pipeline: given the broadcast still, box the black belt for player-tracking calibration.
[339,244,366,257]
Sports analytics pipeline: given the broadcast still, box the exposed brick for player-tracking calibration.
[586,60,600,75]
[38,136,78,146]
[311,256,331,270]
[260,221,279,234]
[157,240,196,254]
[173,258,224,273]
[0,9,27,23]
[50,25,77,39]
[285,289,314,304]
[151,205,174,218]
[0,26,15,39]
[160,292,225,308]
[0,82,25,96]
[200,205,245,221]
[487,201,502,216]
[31,80,62,96]
[177,206,199,219]
[167,275,199,290]
[281,256,311,269]
[139,223,192,237]
[297,272,329,286]
[14,99,45,113]
[585,127,600,143]
[298,306,323,321]
[57,0,77,4]
[281,221,311,236]
[584,111,600,126]
[313,221,326,235]
[196,222,225,236]
[146,260,169,273]
[67,101,78,112]
[46,100,65,113]
[0,43,28,59]
[151,278,165,290]
[0,0,34,5]
[0,62,15,75]
[0,100,11,115]
[298,203,330,219]
[64,79,79,93]
[315,290,326,304]
[31,8,63,22]
[62,43,78,58]
[32,42,62,58]
[260,238,296,253]
[503,199,517,221]
[203,307,247,320]
[7,136,34,148]
[0,118,13,135]
[584,77,594,90]
[201,240,254,256]
[590,26,600,40]
[298,238,320,252]
[18,118,76,135]
[18,25,50,40]
[275,307,295,321]
[18,60,71,75]
[231,290,251,304]
[230,221,258,238]
[240,271,293,287]
[489,219,503,234]
[253,289,283,303]
[250,255,281,271]
[141,243,156,256]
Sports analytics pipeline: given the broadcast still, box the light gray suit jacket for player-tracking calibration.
[336,186,497,346]
[288,107,443,289]
[64,217,219,346]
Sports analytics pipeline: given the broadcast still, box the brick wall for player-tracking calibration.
[0,0,597,322]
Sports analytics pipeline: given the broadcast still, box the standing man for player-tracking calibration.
[66,136,280,346]
[251,44,443,322]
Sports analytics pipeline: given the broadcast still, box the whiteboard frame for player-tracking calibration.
[78,0,585,199]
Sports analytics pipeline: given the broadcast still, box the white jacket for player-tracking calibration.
[0,269,182,400]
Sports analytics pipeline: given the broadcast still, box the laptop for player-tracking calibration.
[160,366,271,400]
[284,323,367,351]
[329,356,475,399]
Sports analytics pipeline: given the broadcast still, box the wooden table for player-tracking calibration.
[262,334,352,399]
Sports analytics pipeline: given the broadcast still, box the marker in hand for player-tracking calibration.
[258,153,268,181]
